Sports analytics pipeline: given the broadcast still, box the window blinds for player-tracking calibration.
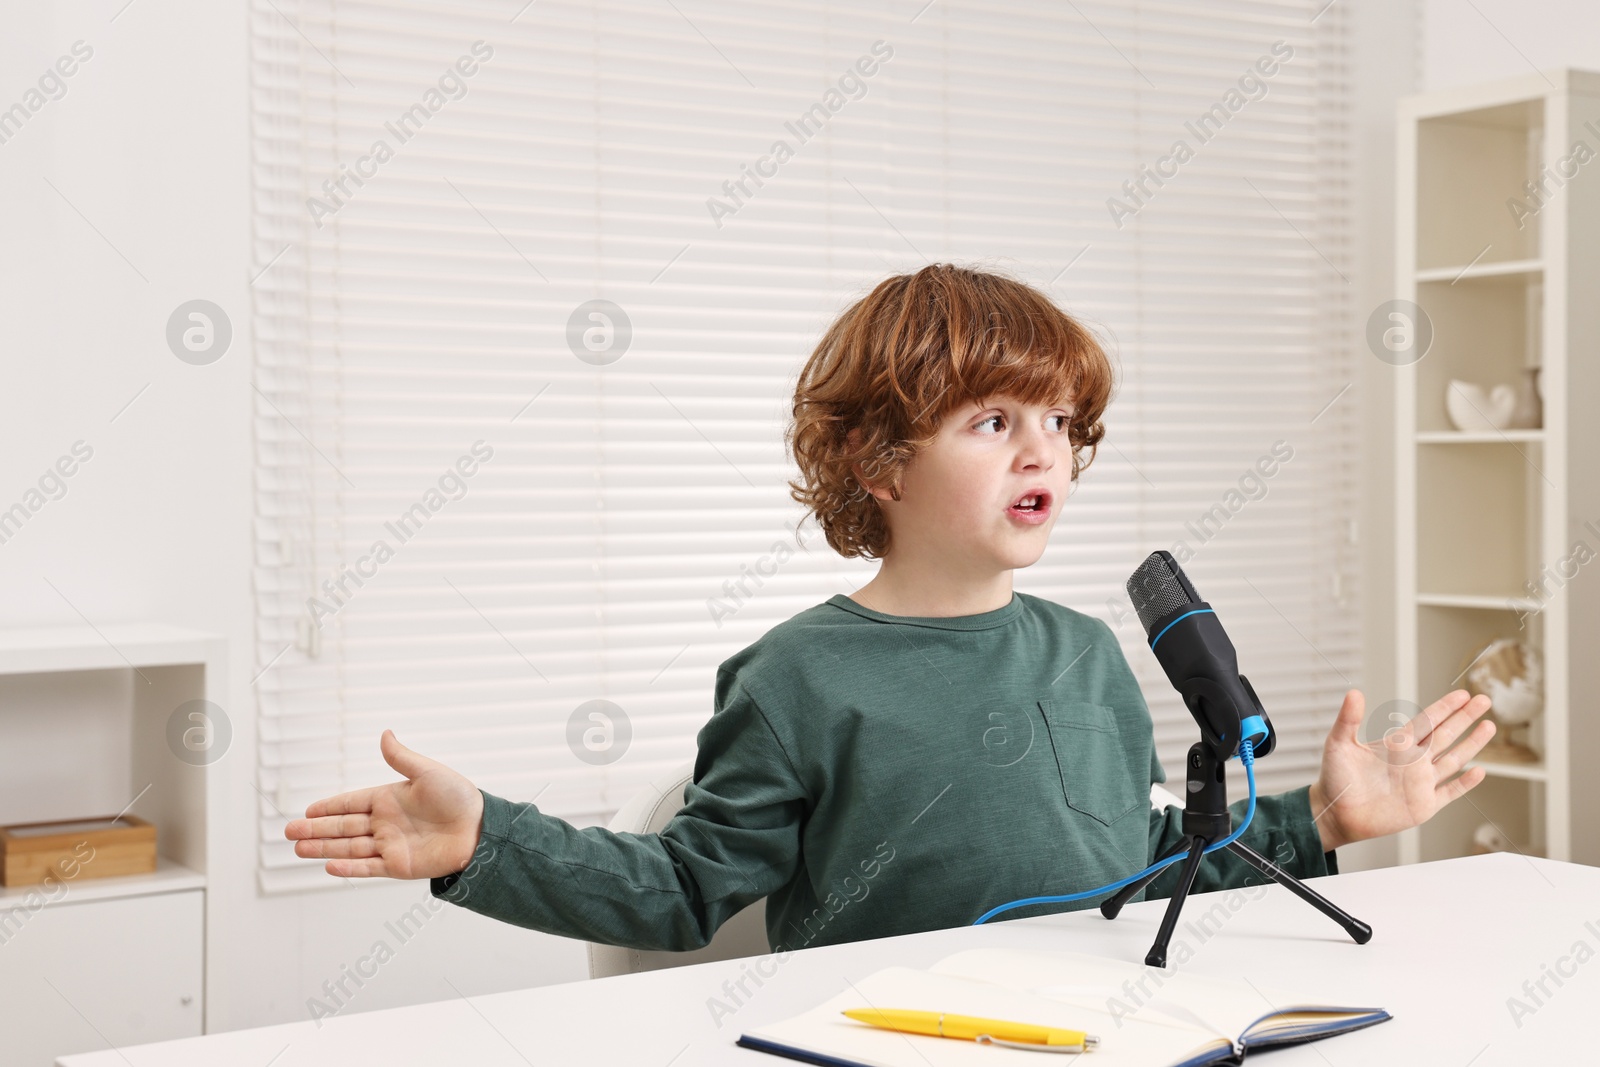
[251,0,1356,892]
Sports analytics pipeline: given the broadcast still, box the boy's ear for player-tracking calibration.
[845,427,894,503]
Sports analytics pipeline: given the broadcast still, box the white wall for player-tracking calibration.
[0,0,577,1042]
[1344,0,1428,877]
[3,0,1539,1044]
[1424,0,1600,89]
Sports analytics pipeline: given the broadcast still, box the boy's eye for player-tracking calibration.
[975,414,1070,433]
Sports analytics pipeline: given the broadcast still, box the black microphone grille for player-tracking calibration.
[1126,551,1197,635]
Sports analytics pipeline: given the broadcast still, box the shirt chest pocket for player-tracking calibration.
[1037,700,1145,827]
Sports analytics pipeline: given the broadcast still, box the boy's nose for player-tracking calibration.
[1012,428,1055,468]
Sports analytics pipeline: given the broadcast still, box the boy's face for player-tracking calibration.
[862,394,1074,575]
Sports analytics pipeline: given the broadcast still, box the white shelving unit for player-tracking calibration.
[0,623,225,1066]
[1394,69,1600,868]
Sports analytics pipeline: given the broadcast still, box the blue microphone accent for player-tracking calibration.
[1149,608,1215,651]
[1239,714,1269,750]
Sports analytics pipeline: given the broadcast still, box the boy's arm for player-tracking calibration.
[431,671,807,952]
[1142,748,1338,902]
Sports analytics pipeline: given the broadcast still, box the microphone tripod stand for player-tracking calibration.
[1099,740,1373,968]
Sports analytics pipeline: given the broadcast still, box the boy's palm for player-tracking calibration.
[1309,688,1495,850]
[284,729,484,880]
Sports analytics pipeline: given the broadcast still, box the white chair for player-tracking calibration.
[586,761,1190,979]
[586,760,772,979]
[1151,781,1185,810]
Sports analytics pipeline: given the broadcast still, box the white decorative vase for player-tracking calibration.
[1446,379,1516,432]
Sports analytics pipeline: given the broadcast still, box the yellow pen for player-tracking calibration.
[842,1008,1100,1053]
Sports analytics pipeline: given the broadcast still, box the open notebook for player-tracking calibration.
[736,947,1391,1067]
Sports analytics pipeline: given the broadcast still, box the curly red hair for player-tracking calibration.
[786,262,1116,560]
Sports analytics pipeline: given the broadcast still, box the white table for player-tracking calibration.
[59,852,1590,1064]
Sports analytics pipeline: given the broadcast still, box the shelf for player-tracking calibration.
[0,623,223,676]
[1416,430,1543,444]
[1415,444,1538,598]
[1410,270,1541,435]
[0,855,204,906]
[1467,758,1547,782]
[1415,99,1542,270]
[1398,69,1600,869]
[0,620,221,1058]
[1417,593,1542,612]
[1416,258,1542,283]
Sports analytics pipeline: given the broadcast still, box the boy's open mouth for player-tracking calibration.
[1007,487,1053,519]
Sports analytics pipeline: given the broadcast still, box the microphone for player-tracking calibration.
[1125,550,1274,762]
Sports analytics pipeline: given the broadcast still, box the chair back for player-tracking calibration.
[585,760,771,979]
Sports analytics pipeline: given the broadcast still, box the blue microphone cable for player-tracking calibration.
[972,735,1260,926]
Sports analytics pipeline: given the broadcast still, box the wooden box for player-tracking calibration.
[0,814,157,887]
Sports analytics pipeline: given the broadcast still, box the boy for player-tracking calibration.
[286,263,1497,954]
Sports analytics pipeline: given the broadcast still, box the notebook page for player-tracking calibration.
[739,964,1232,1067]
[1241,1009,1393,1046]
[930,948,1378,1045]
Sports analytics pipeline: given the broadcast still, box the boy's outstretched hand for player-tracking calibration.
[1306,688,1497,852]
[283,729,485,879]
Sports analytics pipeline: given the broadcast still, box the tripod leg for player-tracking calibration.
[1225,840,1372,944]
[1143,837,1208,968]
[1101,835,1190,919]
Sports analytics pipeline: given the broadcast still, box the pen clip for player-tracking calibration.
[975,1034,1093,1054]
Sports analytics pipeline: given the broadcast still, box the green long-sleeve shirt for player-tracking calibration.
[430,591,1337,952]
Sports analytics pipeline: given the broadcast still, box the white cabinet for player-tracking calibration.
[1,890,203,1066]
[0,624,224,1066]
